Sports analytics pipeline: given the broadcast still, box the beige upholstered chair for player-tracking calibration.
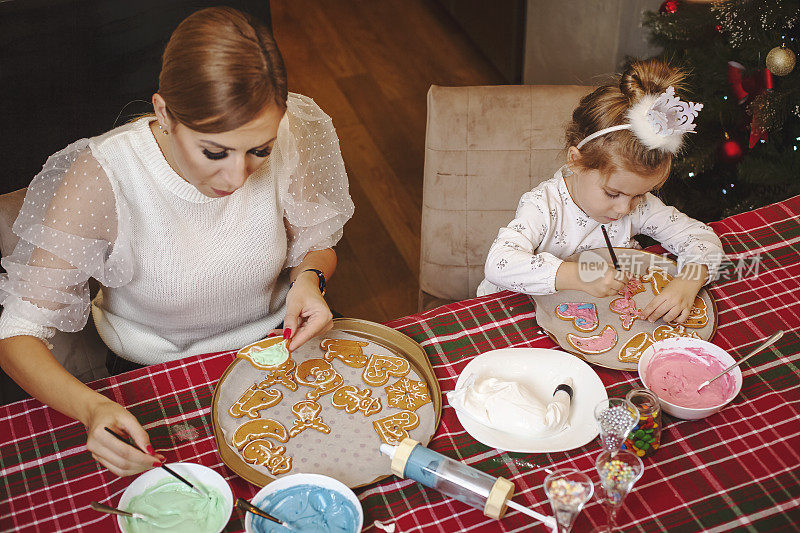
[419,84,596,311]
[0,188,108,383]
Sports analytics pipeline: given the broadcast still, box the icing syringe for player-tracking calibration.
[380,438,555,529]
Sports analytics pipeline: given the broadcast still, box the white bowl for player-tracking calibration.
[638,337,742,420]
[244,473,363,533]
[117,462,234,533]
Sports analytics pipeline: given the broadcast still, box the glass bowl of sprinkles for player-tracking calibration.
[543,468,594,533]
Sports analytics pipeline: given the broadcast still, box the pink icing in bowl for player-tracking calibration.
[638,338,742,420]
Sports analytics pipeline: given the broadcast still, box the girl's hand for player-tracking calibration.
[641,277,702,324]
[283,272,334,351]
[84,399,164,477]
[581,264,629,298]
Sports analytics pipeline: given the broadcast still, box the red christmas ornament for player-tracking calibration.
[726,62,774,148]
[715,24,722,32]
[719,136,743,165]
[659,0,680,14]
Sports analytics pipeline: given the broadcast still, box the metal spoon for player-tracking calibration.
[697,330,784,392]
[90,501,153,522]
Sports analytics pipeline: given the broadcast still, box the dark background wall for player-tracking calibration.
[0,0,271,194]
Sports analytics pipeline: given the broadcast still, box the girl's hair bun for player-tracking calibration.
[619,58,687,103]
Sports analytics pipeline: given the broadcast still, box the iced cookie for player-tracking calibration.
[676,296,708,328]
[241,439,293,475]
[295,359,344,401]
[331,385,382,417]
[642,266,672,295]
[372,411,420,445]
[384,377,432,412]
[321,338,370,368]
[232,418,289,450]
[362,354,411,386]
[609,297,644,330]
[567,325,618,354]
[654,324,702,341]
[256,358,298,392]
[618,332,654,363]
[555,303,599,332]
[228,384,283,419]
[288,400,331,437]
[618,275,646,299]
[237,337,291,370]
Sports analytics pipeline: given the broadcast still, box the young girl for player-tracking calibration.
[479,58,723,325]
[0,7,354,476]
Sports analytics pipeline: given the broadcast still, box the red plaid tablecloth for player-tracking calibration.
[2,196,800,532]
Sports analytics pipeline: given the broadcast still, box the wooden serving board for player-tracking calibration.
[211,318,441,488]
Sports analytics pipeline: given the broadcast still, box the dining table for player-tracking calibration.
[2,194,800,532]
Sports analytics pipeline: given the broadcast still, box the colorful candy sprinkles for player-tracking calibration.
[547,478,591,508]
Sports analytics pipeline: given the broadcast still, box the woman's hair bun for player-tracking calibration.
[619,57,687,103]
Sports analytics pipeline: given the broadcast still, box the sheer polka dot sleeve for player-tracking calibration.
[0,140,133,338]
[274,93,355,268]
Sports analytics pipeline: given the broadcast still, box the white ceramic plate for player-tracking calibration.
[244,473,363,533]
[117,462,234,533]
[452,348,607,453]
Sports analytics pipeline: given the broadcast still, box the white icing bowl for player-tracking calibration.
[244,473,363,533]
[117,462,234,533]
[638,337,742,420]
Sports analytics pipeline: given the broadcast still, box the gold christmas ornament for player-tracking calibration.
[766,45,796,76]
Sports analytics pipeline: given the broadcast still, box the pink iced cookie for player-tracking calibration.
[617,275,645,299]
[567,325,618,354]
[555,303,599,332]
[609,297,645,330]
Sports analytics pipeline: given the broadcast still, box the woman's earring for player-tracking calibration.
[159,123,169,136]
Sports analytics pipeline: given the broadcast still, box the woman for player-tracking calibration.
[0,7,354,476]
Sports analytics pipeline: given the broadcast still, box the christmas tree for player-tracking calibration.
[642,0,800,221]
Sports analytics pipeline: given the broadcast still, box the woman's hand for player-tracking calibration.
[83,399,164,477]
[283,271,334,351]
[581,264,629,298]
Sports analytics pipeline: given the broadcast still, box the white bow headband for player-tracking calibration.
[576,86,703,154]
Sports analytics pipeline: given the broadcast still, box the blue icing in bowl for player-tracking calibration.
[251,484,360,533]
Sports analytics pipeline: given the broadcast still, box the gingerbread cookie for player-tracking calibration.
[654,324,702,341]
[384,377,432,412]
[618,275,646,299]
[675,296,708,328]
[362,354,411,386]
[372,411,420,445]
[295,358,344,401]
[566,325,618,354]
[642,266,672,295]
[331,385,382,417]
[228,384,283,419]
[555,303,599,332]
[232,418,289,450]
[609,297,644,330]
[618,331,654,364]
[288,400,332,437]
[256,357,298,392]
[237,337,291,370]
[321,338,370,368]
[241,439,293,475]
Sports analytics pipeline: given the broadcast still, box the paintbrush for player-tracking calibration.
[103,427,204,496]
[601,225,620,271]
[236,497,294,530]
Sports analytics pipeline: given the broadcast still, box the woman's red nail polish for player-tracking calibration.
[153,461,162,467]
[283,328,291,340]
[146,445,156,456]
